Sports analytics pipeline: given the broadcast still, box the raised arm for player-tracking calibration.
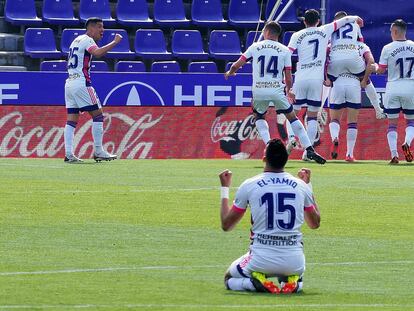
[298,168,321,229]
[90,34,122,58]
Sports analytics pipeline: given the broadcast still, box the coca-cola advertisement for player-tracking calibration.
[0,105,406,160]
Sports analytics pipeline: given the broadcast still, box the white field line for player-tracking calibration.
[0,303,412,309]
[0,260,412,277]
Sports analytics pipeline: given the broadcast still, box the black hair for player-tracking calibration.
[304,9,320,26]
[264,21,282,37]
[392,19,407,33]
[265,139,288,170]
[85,17,103,29]
[334,11,347,20]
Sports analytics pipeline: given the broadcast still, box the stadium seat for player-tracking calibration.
[100,29,135,59]
[191,0,227,28]
[24,28,61,58]
[40,60,67,71]
[265,0,302,29]
[134,29,172,60]
[188,61,218,73]
[5,0,42,26]
[151,61,181,73]
[228,0,263,28]
[61,29,86,55]
[209,30,241,61]
[115,61,146,72]
[79,0,116,26]
[172,30,208,60]
[116,0,153,27]
[153,0,190,27]
[43,0,79,26]
[91,61,109,71]
[245,31,262,49]
[225,61,252,74]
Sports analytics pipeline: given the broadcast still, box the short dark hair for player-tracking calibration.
[392,19,407,33]
[334,11,347,20]
[304,9,320,26]
[265,139,288,170]
[264,21,282,37]
[85,17,103,29]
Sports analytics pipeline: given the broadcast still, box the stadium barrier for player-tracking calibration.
[0,72,401,160]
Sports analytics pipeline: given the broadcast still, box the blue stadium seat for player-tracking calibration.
[61,29,86,55]
[228,0,263,28]
[225,61,252,74]
[115,61,146,72]
[24,28,61,58]
[209,30,241,61]
[188,61,218,73]
[191,0,227,28]
[265,0,315,29]
[134,29,172,60]
[40,60,67,71]
[79,0,116,26]
[116,0,153,27]
[153,0,190,27]
[91,61,109,71]
[5,0,42,26]
[172,30,208,60]
[100,29,135,59]
[151,61,181,73]
[245,31,262,50]
[43,0,79,26]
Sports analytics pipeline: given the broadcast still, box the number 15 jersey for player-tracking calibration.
[233,172,315,254]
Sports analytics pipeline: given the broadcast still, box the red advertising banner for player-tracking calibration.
[0,106,404,160]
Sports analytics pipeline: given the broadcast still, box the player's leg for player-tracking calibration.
[401,96,414,162]
[384,93,400,163]
[252,98,271,144]
[329,107,342,159]
[364,81,386,119]
[306,79,325,147]
[345,106,359,162]
[64,83,82,163]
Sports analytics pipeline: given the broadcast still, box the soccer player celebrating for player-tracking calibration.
[287,10,363,160]
[64,17,121,163]
[375,19,414,164]
[219,139,321,294]
[225,21,326,164]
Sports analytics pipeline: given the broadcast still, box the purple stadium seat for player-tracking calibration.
[245,31,262,50]
[191,0,227,28]
[172,30,208,60]
[24,28,61,58]
[151,61,181,73]
[228,0,263,28]
[225,62,252,74]
[43,0,79,26]
[91,61,109,71]
[209,30,241,61]
[116,0,153,27]
[100,29,135,59]
[265,0,316,29]
[188,61,218,73]
[61,29,86,55]
[5,0,42,26]
[134,29,172,60]
[79,0,116,26]
[153,0,190,27]
[115,61,146,72]
[40,60,67,71]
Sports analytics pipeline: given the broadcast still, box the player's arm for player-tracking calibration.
[361,49,375,87]
[298,168,321,229]
[224,56,247,80]
[330,16,364,33]
[375,46,388,74]
[89,34,122,58]
[219,170,245,231]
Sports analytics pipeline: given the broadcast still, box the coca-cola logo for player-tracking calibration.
[210,114,259,143]
[0,111,162,159]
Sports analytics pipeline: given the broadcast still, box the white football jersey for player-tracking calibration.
[329,22,363,59]
[242,39,292,94]
[67,34,98,86]
[379,40,414,82]
[288,16,359,80]
[233,172,315,254]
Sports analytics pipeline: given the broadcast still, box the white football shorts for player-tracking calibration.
[65,79,102,112]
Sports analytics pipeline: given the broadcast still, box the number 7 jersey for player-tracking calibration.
[233,172,315,253]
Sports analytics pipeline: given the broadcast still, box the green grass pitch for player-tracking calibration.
[0,158,413,310]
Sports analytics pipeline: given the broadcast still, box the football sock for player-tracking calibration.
[405,120,414,145]
[365,82,381,110]
[92,114,104,153]
[307,117,319,145]
[255,119,271,144]
[290,118,311,149]
[64,121,77,156]
[387,125,398,158]
[346,123,358,157]
[322,85,331,107]
[286,119,296,141]
[227,278,256,291]
[329,119,340,141]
